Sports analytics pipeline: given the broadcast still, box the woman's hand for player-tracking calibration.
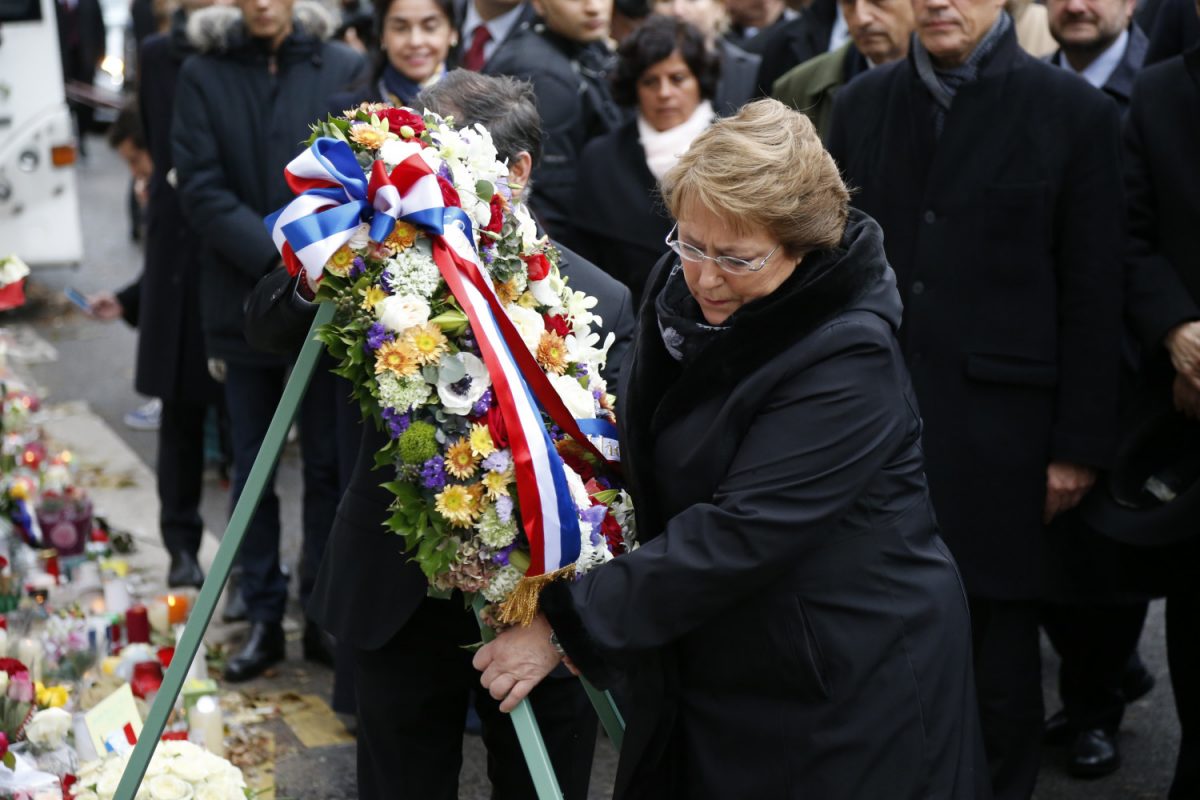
[473,613,561,713]
[1043,461,1096,523]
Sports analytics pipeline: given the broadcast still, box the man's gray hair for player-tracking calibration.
[417,70,544,166]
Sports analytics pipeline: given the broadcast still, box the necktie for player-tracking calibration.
[462,25,492,71]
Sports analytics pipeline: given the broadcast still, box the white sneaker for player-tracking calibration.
[123,398,162,431]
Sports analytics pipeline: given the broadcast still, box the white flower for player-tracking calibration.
[566,331,614,372]
[0,670,9,697]
[418,145,446,175]
[385,240,442,297]
[436,352,490,415]
[348,222,371,250]
[379,138,422,168]
[147,774,193,800]
[513,205,541,251]
[564,290,600,336]
[0,255,30,287]
[25,707,71,749]
[549,374,596,420]
[476,504,518,549]
[376,294,430,333]
[481,564,524,603]
[505,304,545,354]
[528,277,559,309]
[377,373,431,413]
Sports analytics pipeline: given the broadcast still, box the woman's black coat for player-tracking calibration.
[567,118,672,305]
[542,212,988,799]
[826,25,1125,600]
[115,18,218,403]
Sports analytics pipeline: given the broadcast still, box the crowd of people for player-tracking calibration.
[69,0,1200,793]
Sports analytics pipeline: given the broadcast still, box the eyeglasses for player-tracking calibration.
[664,224,780,274]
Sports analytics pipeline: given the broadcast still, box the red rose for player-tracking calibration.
[558,445,596,483]
[601,512,624,554]
[485,194,504,235]
[543,314,570,337]
[523,253,551,282]
[379,107,426,137]
[437,176,461,208]
[486,404,509,449]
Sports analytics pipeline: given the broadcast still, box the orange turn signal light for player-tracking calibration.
[50,145,76,167]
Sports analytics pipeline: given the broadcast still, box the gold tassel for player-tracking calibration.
[496,565,576,626]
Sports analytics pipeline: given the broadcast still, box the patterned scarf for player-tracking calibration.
[655,264,731,366]
[912,11,1012,136]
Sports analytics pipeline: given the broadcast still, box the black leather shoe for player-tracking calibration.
[221,569,247,623]
[223,622,285,682]
[302,621,335,667]
[167,551,204,589]
[1122,657,1156,703]
[1068,728,1120,778]
[1045,709,1073,747]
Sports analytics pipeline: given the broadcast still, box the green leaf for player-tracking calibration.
[438,354,466,383]
[475,179,494,201]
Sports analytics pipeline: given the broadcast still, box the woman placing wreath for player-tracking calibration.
[475,100,990,799]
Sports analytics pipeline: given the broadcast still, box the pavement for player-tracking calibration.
[0,133,1184,798]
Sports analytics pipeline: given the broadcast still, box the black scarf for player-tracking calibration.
[654,265,732,367]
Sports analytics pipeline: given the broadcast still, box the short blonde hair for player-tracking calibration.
[661,99,850,258]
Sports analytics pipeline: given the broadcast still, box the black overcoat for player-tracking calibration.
[1117,46,1200,590]
[115,18,218,403]
[484,28,623,241]
[827,26,1125,599]
[542,212,989,799]
[567,117,673,305]
[172,4,367,364]
[243,243,635,649]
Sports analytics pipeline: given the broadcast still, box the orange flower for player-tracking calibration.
[536,331,569,375]
[405,322,450,365]
[495,277,522,305]
[386,222,418,252]
[445,437,479,479]
[350,124,390,149]
[375,340,420,377]
[327,245,355,277]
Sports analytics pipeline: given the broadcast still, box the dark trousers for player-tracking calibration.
[969,597,1043,800]
[157,397,208,559]
[1042,601,1148,731]
[352,596,598,800]
[1169,590,1200,799]
[223,359,342,623]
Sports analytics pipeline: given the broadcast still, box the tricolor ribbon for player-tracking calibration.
[265,137,447,285]
[266,135,619,594]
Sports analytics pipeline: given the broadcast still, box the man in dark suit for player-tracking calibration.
[827,0,1125,796]
[772,0,914,140]
[455,0,538,70]
[245,70,636,800]
[483,0,623,240]
[723,0,797,51]
[1120,35,1200,798]
[1039,0,1152,777]
[754,0,846,94]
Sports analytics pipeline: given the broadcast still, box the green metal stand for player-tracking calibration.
[113,302,336,800]
[113,299,628,799]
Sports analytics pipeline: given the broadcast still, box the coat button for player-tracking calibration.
[923,210,937,224]
[911,281,926,296]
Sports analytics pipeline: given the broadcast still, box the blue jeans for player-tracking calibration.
[223,358,344,623]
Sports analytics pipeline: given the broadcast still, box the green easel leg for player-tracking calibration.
[473,594,564,800]
[113,301,336,800]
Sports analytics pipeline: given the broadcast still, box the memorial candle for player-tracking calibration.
[126,605,150,644]
[148,600,170,635]
[188,695,224,757]
[165,594,188,625]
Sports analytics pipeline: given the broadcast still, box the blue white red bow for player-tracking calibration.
[266,137,450,285]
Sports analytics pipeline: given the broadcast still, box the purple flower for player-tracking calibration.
[366,323,392,351]
[349,257,367,278]
[493,545,514,566]
[580,504,607,528]
[471,389,494,417]
[378,271,394,293]
[495,495,514,523]
[382,407,411,439]
[420,456,447,490]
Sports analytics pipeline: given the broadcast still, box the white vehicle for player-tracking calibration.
[0,0,84,268]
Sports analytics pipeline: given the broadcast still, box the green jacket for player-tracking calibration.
[771,42,860,143]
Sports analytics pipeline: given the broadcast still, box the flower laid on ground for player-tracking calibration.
[74,740,247,800]
[266,107,636,624]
